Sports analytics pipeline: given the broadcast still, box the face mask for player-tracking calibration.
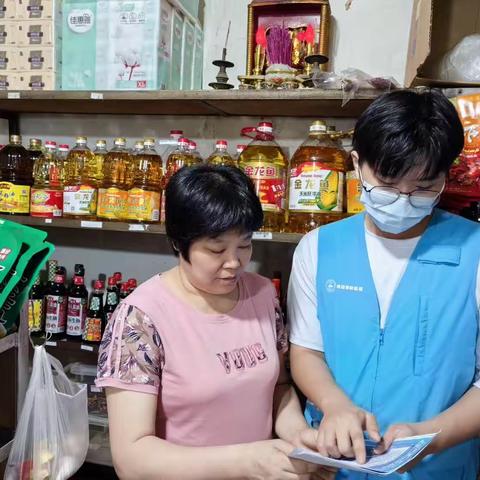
[360,179,440,234]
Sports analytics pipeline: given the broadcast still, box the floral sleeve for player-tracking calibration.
[275,301,289,353]
[96,303,165,394]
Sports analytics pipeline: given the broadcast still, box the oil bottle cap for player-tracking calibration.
[58,144,69,151]
[216,140,228,149]
[134,140,144,149]
[189,141,197,150]
[45,140,57,149]
[76,136,87,144]
[236,144,247,153]
[257,122,273,133]
[96,139,107,147]
[310,120,327,133]
[178,137,190,147]
[144,137,155,147]
[170,130,183,137]
[29,138,42,147]
[114,137,126,146]
[10,134,22,144]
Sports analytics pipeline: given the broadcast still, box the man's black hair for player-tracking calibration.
[353,89,464,181]
[165,164,263,261]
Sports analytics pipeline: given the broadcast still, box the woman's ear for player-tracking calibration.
[350,150,359,172]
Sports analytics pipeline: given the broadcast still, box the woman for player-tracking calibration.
[96,165,333,479]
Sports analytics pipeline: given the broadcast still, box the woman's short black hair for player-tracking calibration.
[353,89,464,181]
[165,164,263,261]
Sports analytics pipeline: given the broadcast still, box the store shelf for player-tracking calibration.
[43,338,99,356]
[0,215,304,244]
[0,334,17,355]
[0,89,381,118]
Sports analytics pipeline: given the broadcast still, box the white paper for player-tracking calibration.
[290,433,438,476]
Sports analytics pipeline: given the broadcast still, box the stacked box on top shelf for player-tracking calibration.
[0,0,59,90]
[60,0,203,91]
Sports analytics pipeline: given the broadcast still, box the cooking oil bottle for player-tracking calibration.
[63,137,98,219]
[235,144,247,162]
[206,140,236,167]
[57,144,69,186]
[31,140,64,218]
[0,135,33,215]
[28,138,43,175]
[238,122,288,232]
[126,137,162,223]
[97,137,130,221]
[92,139,108,187]
[287,120,348,233]
[188,141,203,163]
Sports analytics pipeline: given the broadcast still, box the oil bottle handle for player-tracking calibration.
[241,127,257,139]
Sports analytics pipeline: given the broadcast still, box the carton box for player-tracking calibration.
[16,0,55,20]
[181,18,195,90]
[0,46,15,70]
[158,0,173,90]
[0,0,17,20]
[17,46,55,71]
[192,25,203,90]
[170,8,183,90]
[0,22,18,46]
[17,70,55,90]
[16,19,55,47]
[0,72,19,89]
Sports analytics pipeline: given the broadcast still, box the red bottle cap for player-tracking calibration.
[216,140,228,149]
[59,144,69,150]
[128,278,137,289]
[108,276,116,287]
[258,122,273,133]
[94,280,104,290]
[113,272,122,283]
[170,130,183,136]
[120,282,129,292]
[73,275,84,285]
[45,140,57,148]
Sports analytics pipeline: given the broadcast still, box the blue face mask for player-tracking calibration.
[360,179,441,234]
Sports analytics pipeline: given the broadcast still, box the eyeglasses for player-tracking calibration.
[359,171,445,208]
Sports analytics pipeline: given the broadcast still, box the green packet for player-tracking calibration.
[0,219,54,337]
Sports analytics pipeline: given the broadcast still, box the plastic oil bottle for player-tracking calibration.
[287,120,347,233]
[0,135,33,215]
[92,139,108,187]
[57,144,69,186]
[63,137,98,219]
[206,140,236,167]
[28,138,43,174]
[97,137,131,221]
[31,140,64,218]
[238,122,288,232]
[126,137,162,223]
[188,141,203,163]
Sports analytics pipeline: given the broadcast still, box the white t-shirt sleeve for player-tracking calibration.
[287,229,324,351]
[473,261,480,388]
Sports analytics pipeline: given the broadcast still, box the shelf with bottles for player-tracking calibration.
[0,89,381,118]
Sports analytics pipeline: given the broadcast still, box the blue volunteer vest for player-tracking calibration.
[307,209,480,479]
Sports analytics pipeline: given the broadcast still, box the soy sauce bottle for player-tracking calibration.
[83,280,105,344]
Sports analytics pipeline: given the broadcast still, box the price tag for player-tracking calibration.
[80,221,103,229]
[44,218,52,224]
[128,224,146,232]
[7,92,20,99]
[46,341,57,347]
[252,231,273,240]
[90,92,104,100]
[81,344,94,352]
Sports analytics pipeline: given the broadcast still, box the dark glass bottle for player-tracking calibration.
[104,276,119,323]
[83,280,105,344]
[28,275,44,335]
[66,272,89,341]
[45,266,67,339]
[120,282,129,300]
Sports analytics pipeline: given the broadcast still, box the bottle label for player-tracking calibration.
[106,291,118,306]
[346,171,365,214]
[97,187,128,220]
[30,188,63,218]
[63,185,97,216]
[28,298,44,332]
[45,294,66,334]
[288,164,344,213]
[127,189,160,222]
[0,182,31,214]
[66,297,87,336]
[83,317,102,342]
[243,163,286,212]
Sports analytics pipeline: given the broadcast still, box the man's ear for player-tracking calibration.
[350,150,359,172]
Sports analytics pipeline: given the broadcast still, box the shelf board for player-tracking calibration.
[0,215,304,244]
[43,338,99,355]
[0,89,381,118]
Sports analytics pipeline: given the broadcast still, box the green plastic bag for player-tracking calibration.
[0,219,54,337]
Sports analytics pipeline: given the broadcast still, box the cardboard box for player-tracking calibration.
[16,0,55,20]
[170,8,183,89]
[17,70,55,90]
[0,0,17,20]
[158,0,174,90]
[17,46,55,71]
[192,25,203,90]
[181,18,195,90]
[16,19,55,47]
[0,72,20,89]
[0,46,15,70]
[0,22,18,46]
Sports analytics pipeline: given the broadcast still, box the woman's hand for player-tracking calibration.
[316,400,381,464]
[244,439,318,480]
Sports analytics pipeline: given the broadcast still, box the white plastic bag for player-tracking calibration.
[439,34,480,82]
[5,345,89,480]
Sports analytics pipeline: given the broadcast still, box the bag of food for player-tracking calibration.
[4,345,89,480]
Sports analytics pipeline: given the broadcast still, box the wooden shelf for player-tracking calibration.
[0,89,381,118]
[0,215,304,244]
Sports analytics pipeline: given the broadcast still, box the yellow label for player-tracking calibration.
[346,171,365,214]
[127,188,161,222]
[0,182,31,213]
[97,188,128,220]
[28,298,44,331]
